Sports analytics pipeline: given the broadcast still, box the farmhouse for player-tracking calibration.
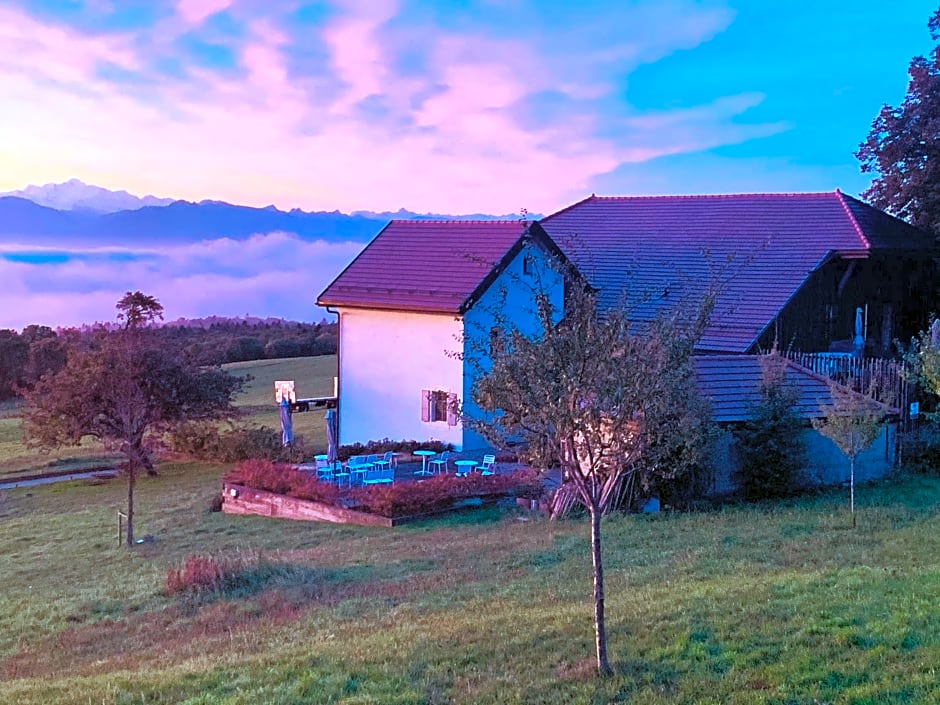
[318,191,936,481]
[317,219,565,452]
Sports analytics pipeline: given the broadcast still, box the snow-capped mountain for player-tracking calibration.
[2,179,175,213]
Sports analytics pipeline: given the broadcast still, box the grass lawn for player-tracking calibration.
[1,457,940,703]
[224,355,337,454]
[0,356,337,479]
[0,401,121,479]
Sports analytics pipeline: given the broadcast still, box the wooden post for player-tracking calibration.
[117,510,127,547]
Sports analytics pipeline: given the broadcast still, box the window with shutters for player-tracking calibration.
[421,389,458,426]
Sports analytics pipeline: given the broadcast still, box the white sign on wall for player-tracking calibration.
[910,401,920,418]
[275,380,296,403]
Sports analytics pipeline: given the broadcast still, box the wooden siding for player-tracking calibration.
[755,254,937,355]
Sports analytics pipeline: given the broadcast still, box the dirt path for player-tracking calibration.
[0,469,118,491]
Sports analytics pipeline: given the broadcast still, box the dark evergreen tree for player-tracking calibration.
[734,354,807,499]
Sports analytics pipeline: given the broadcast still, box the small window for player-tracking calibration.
[431,390,448,422]
[522,254,533,277]
[421,389,458,426]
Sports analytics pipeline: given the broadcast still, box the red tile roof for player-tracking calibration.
[317,220,530,314]
[693,354,891,422]
[694,355,830,421]
[539,191,934,352]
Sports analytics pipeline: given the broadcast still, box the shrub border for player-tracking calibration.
[221,482,514,527]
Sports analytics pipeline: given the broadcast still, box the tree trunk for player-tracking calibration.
[125,461,135,547]
[849,455,856,529]
[589,505,612,676]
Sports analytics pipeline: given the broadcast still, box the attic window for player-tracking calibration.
[522,255,533,277]
[490,327,504,356]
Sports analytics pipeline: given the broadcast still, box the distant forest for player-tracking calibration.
[0,317,337,400]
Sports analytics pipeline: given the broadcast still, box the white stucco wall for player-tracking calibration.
[338,308,464,448]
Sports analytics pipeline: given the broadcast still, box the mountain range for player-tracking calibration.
[2,179,175,213]
[0,180,533,246]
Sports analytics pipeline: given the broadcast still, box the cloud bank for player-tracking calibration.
[0,233,364,330]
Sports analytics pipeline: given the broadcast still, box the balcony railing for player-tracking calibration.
[783,350,911,418]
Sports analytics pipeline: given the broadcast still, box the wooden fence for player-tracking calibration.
[783,351,914,425]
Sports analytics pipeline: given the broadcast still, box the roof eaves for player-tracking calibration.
[317,301,462,316]
[739,250,840,353]
[458,227,530,314]
[458,221,580,314]
[316,220,390,304]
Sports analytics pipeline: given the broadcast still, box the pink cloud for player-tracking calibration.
[0,7,137,85]
[321,0,398,111]
[176,0,232,26]
[0,2,780,215]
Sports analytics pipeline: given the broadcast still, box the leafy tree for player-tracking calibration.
[225,336,265,362]
[734,352,807,499]
[812,381,886,528]
[116,291,163,329]
[24,292,242,546]
[20,325,67,389]
[905,318,940,414]
[856,8,940,234]
[901,319,940,470]
[0,329,28,399]
[467,276,714,676]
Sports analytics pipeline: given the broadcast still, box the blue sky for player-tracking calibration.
[1,0,935,214]
[0,1,936,328]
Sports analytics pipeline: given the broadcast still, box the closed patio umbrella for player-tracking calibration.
[853,307,864,356]
[326,408,338,465]
[280,397,294,447]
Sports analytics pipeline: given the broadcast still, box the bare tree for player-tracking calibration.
[24,292,242,546]
[466,273,714,676]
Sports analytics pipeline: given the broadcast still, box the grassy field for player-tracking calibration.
[1,454,940,702]
[0,356,337,479]
[2,357,940,703]
[0,399,121,479]
[224,355,338,455]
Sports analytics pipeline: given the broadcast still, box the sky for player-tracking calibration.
[0,0,937,329]
[2,0,937,215]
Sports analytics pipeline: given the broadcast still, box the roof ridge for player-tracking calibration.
[587,191,838,201]
[539,194,597,223]
[388,219,523,225]
[834,189,872,250]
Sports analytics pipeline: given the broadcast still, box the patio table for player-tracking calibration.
[414,450,436,476]
[454,460,477,477]
[347,460,373,486]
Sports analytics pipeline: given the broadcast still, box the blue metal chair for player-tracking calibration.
[428,451,451,474]
[476,454,497,476]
